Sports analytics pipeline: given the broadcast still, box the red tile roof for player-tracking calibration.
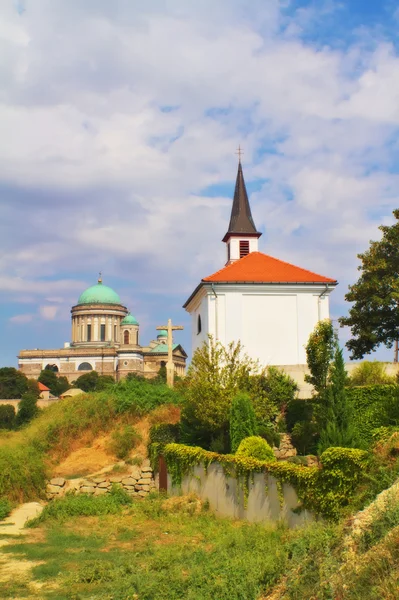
[38,382,50,392]
[202,252,337,284]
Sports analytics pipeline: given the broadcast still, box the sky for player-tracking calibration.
[1,0,399,367]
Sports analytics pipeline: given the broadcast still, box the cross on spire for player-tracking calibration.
[236,144,244,163]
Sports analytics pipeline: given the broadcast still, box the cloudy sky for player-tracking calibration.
[1,0,399,366]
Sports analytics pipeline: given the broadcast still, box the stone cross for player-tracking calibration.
[156,319,183,387]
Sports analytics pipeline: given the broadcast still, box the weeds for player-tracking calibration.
[26,487,132,527]
[108,425,142,459]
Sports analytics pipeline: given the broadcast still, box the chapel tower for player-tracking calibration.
[223,159,261,264]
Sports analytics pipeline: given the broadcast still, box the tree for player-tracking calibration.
[74,371,114,392]
[180,337,259,451]
[0,367,28,399]
[339,209,399,359]
[230,393,258,453]
[305,320,337,396]
[38,369,58,395]
[0,405,16,429]
[317,347,355,453]
[16,392,39,426]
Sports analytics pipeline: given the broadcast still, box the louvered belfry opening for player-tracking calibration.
[239,240,250,258]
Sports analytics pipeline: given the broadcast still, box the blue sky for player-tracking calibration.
[1,0,399,366]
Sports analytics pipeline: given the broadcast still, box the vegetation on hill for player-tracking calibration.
[0,376,181,502]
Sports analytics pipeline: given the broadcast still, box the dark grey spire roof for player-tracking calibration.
[222,161,261,242]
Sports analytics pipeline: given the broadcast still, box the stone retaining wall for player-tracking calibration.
[47,463,156,500]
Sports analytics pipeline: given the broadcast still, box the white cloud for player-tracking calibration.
[1,1,399,359]
[9,313,33,324]
[39,305,59,320]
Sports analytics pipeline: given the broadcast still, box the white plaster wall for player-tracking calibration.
[190,284,334,367]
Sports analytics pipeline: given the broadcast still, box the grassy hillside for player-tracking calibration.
[0,378,181,502]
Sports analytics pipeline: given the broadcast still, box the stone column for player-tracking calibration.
[94,317,99,341]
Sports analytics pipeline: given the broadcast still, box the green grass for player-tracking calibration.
[1,495,287,600]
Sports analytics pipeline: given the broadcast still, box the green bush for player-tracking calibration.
[291,421,319,455]
[108,425,142,460]
[0,497,12,520]
[27,486,132,526]
[229,393,258,453]
[236,436,275,462]
[16,392,39,426]
[0,405,16,430]
[349,361,395,386]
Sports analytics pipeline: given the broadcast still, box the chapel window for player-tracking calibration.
[100,324,106,342]
[197,314,202,334]
[124,330,130,345]
[87,324,92,342]
[239,240,250,258]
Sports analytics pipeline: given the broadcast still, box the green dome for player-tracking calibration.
[121,313,139,326]
[157,329,167,338]
[78,281,121,305]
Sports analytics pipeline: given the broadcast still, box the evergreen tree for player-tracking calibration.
[317,347,355,453]
[229,393,258,453]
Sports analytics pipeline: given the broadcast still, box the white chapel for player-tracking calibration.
[183,159,337,369]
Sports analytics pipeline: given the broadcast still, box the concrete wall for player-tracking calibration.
[167,462,313,529]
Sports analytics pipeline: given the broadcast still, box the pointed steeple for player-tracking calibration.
[222,159,261,243]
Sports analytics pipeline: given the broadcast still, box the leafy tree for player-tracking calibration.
[252,367,298,411]
[230,393,258,453]
[38,369,58,395]
[0,405,16,429]
[180,337,259,450]
[339,209,399,358]
[38,369,70,396]
[16,392,39,426]
[305,320,337,396]
[74,371,114,392]
[348,361,395,386]
[0,367,28,399]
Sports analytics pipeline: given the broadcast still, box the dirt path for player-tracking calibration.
[0,502,45,596]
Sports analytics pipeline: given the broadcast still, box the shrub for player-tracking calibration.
[229,393,258,453]
[286,399,315,433]
[0,498,12,520]
[108,425,142,460]
[0,367,29,399]
[16,392,39,426]
[236,436,275,462]
[349,361,395,386]
[291,421,319,455]
[0,405,16,430]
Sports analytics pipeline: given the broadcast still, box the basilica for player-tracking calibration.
[18,277,187,382]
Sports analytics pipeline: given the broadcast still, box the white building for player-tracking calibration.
[183,160,337,368]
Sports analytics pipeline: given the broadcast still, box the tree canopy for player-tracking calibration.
[0,367,28,399]
[339,209,399,359]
